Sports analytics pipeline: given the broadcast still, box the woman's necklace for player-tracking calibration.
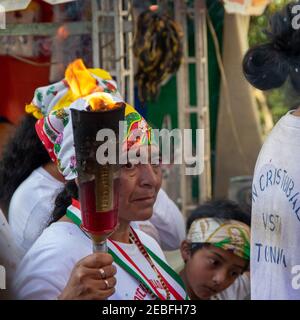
[129,231,171,300]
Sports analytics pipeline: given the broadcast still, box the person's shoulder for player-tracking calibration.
[264,111,300,144]
[25,222,90,260]
[34,167,64,186]
[9,167,63,212]
[135,228,158,243]
[26,166,63,189]
[14,222,90,300]
[14,222,90,286]
[10,170,45,203]
[39,221,88,246]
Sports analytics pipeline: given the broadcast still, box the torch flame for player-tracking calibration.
[65,59,122,111]
[65,59,103,99]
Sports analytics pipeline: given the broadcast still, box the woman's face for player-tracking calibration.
[181,242,247,300]
[118,146,162,222]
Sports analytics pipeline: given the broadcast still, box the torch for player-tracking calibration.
[71,96,125,253]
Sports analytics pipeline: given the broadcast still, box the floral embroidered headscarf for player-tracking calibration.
[187,218,250,260]
[35,59,154,180]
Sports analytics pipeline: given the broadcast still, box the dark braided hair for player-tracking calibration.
[133,8,183,102]
[49,180,78,225]
[0,114,50,215]
[243,1,300,95]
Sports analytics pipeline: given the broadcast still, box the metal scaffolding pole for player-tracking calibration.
[195,0,212,203]
[91,0,134,104]
[174,0,212,217]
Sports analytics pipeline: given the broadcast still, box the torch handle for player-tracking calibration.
[92,240,109,300]
[93,240,108,253]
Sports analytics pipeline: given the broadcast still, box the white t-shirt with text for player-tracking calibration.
[251,111,300,299]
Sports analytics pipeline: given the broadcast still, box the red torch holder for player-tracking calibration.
[71,105,125,252]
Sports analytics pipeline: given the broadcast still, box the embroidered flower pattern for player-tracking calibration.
[103,80,116,93]
[54,133,63,154]
[69,155,77,174]
[46,85,57,96]
[54,109,69,127]
[36,90,43,103]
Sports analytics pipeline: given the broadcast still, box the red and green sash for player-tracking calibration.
[66,199,188,300]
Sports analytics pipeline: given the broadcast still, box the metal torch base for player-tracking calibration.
[93,241,108,253]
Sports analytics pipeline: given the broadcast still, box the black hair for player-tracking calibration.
[190,242,207,256]
[186,199,250,233]
[243,1,300,94]
[0,116,12,125]
[0,114,50,214]
[49,180,78,225]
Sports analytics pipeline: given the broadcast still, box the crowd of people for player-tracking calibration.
[1,1,300,300]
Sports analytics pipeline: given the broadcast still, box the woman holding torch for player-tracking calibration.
[13,60,187,300]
